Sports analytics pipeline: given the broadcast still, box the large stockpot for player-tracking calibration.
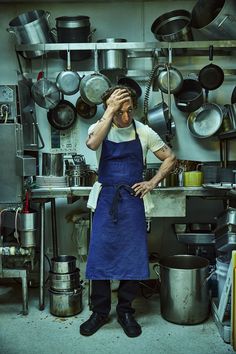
[56,16,92,61]
[174,79,204,113]
[49,287,82,317]
[7,10,55,58]
[97,38,127,74]
[191,0,236,40]
[51,255,77,274]
[155,255,210,324]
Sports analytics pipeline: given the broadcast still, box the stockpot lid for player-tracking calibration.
[56,16,90,28]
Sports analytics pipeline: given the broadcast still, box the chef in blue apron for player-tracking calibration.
[80,86,176,338]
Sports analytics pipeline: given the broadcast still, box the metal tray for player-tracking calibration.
[176,233,215,245]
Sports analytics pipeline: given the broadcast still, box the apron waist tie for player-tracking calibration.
[105,183,135,223]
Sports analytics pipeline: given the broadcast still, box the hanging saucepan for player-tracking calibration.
[117,77,142,98]
[187,103,224,138]
[198,45,224,100]
[47,99,77,130]
[79,46,111,105]
[56,50,81,95]
[76,96,97,119]
[174,78,204,113]
[155,49,183,94]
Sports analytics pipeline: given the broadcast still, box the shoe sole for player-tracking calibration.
[117,318,142,338]
[80,318,109,336]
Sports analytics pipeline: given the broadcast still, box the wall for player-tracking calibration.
[0,1,234,267]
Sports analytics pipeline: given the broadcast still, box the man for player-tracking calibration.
[80,86,176,338]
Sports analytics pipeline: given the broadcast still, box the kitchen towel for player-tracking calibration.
[87,181,155,216]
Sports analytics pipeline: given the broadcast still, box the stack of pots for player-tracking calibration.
[49,255,82,317]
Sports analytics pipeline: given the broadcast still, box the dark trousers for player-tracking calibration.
[91,280,139,316]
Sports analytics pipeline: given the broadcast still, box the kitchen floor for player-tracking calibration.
[0,279,235,354]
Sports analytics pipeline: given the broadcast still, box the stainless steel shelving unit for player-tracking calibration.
[15,40,236,52]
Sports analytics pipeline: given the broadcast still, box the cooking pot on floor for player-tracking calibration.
[154,255,210,324]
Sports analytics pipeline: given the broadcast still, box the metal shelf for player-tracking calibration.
[176,232,215,244]
[15,40,236,52]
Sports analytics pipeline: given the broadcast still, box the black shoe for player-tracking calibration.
[117,313,142,338]
[80,312,109,336]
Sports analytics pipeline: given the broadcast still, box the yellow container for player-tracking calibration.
[183,171,203,187]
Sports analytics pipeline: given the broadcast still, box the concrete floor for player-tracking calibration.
[0,279,235,354]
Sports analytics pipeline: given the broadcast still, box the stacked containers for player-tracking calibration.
[48,255,82,317]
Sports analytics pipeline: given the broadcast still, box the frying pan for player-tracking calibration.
[47,99,77,130]
[79,47,111,105]
[187,103,223,138]
[198,46,224,92]
[154,48,183,95]
[56,50,81,95]
[76,96,97,119]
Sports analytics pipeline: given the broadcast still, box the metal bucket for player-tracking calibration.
[7,10,55,58]
[191,0,236,40]
[49,287,82,317]
[156,255,210,324]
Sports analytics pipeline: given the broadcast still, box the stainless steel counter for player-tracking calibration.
[30,186,230,199]
[30,186,232,218]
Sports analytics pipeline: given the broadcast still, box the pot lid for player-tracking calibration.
[31,78,60,109]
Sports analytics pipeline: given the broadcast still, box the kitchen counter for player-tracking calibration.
[30,185,233,217]
[30,185,231,198]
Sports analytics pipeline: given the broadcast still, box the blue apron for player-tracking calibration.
[86,121,149,280]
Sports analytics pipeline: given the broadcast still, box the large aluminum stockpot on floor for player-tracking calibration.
[155,255,210,325]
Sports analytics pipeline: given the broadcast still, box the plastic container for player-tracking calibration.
[216,255,230,300]
[183,171,203,187]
